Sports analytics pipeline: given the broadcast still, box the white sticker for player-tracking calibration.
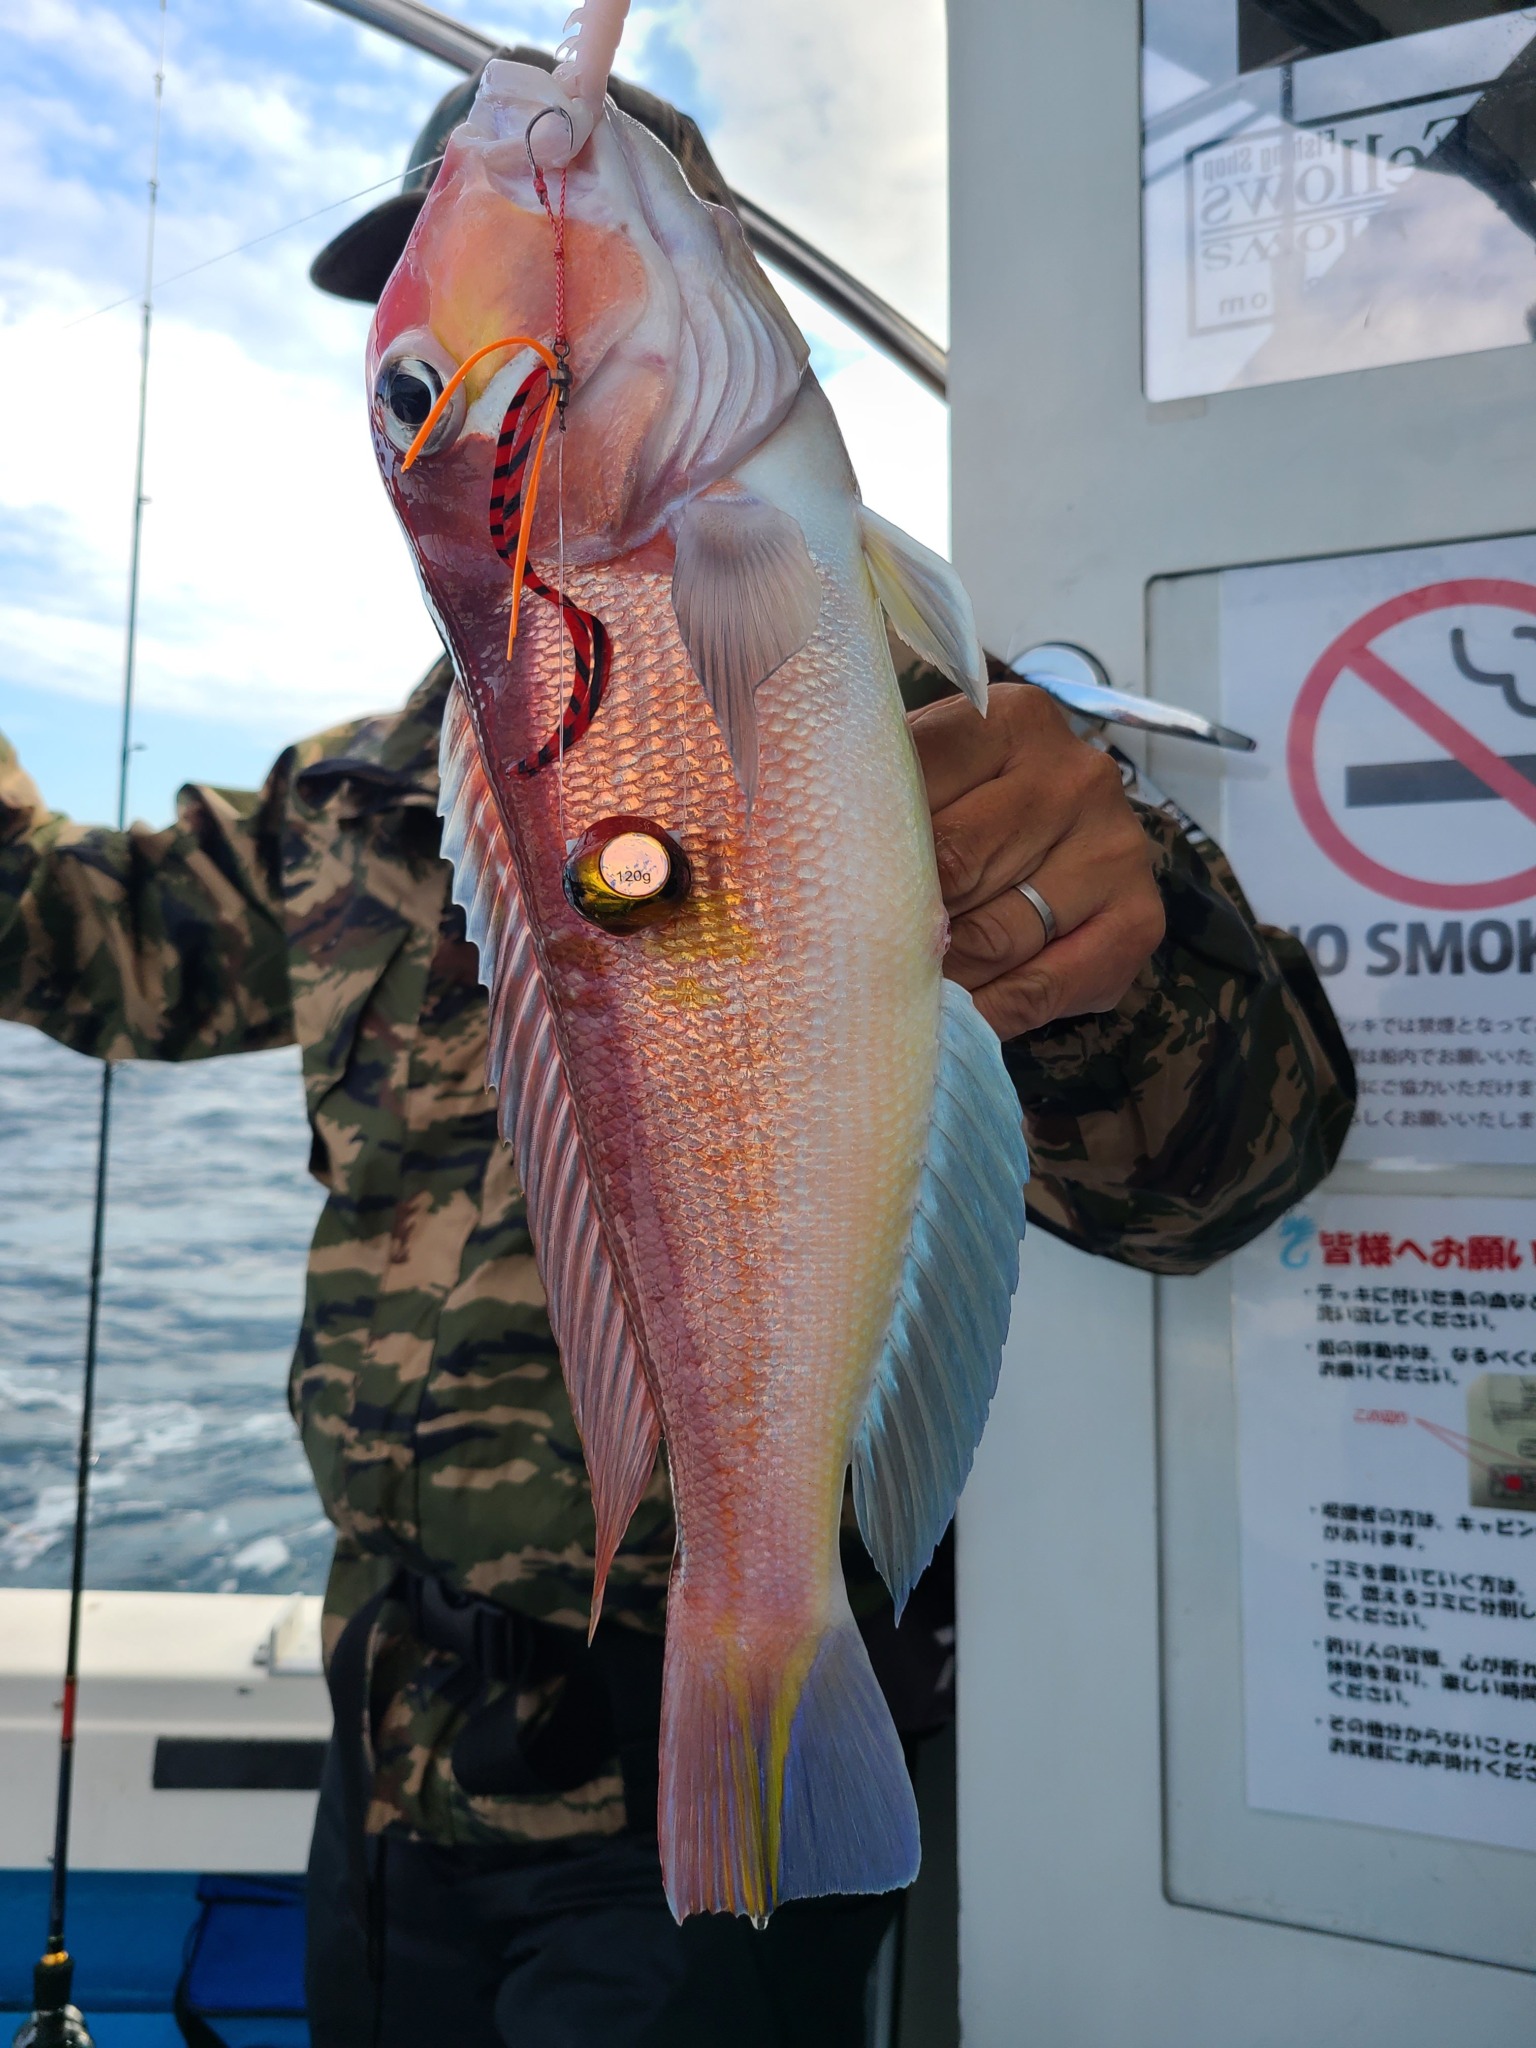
[1236,1196,1536,1855]
[598,832,668,900]
[1221,532,1536,1165]
[1142,7,1536,400]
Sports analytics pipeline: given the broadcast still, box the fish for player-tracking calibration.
[365,0,1029,1923]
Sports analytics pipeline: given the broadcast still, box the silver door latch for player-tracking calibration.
[1008,642,1255,751]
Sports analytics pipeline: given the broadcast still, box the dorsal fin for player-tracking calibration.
[439,681,660,1628]
[852,980,1029,1617]
[858,505,989,714]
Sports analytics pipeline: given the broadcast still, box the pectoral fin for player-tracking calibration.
[859,504,989,713]
[853,981,1030,1618]
[671,490,821,802]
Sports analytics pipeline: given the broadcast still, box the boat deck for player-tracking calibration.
[0,1591,324,2044]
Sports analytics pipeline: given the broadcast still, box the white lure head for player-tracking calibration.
[547,0,632,165]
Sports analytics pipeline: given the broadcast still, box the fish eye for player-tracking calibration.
[375,351,463,456]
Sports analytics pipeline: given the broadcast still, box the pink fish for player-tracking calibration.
[366,1,1027,1922]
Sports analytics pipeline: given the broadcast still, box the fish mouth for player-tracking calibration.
[368,62,649,446]
[463,345,557,441]
[462,59,590,181]
[371,326,564,466]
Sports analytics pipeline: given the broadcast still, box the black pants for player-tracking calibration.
[304,1744,899,2048]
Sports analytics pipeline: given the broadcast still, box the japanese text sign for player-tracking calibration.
[1236,1196,1536,1854]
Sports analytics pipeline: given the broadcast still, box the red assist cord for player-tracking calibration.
[530,157,573,418]
[399,168,606,777]
[485,360,609,776]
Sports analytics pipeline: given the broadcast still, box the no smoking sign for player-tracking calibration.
[1222,537,1536,1168]
[1287,578,1536,912]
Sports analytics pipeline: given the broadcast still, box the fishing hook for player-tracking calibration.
[525,104,575,175]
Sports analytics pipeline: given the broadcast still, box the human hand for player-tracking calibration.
[908,682,1166,1040]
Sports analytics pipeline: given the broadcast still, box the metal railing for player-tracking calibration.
[310,0,950,398]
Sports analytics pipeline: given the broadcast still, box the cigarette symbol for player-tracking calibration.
[1345,625,1536,807]
[1346,753,1536,807]
[1450,625,1536,719]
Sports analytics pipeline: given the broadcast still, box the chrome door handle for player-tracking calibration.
[1008,642,1255,751]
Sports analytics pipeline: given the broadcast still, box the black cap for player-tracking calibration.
[309,47,737,306]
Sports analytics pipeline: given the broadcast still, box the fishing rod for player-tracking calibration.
[13,6,167,2044]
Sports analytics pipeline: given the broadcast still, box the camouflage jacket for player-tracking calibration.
[0,654,1353,1846]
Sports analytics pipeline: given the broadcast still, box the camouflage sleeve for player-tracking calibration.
[888,640,1354,1273]
[0,731,294,1061]
[1005,793,1356,1275]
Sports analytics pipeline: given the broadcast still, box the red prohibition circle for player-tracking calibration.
[1286,577,1536,912]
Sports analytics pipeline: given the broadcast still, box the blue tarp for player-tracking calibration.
[0,1868,306,2045]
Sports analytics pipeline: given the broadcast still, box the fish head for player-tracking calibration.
[367,47,807,579]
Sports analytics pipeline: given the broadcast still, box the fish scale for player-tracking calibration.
[370,29,1027,1920]
[491,557,940,1626]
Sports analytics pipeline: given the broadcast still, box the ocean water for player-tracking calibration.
[0,1021,330,1596]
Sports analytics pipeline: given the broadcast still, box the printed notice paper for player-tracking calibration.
[1236,1195,1536,1854]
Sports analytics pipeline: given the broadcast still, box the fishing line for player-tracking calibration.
[553,187,570,853]
[529,125,574,846]
[556,406,570,848]
[27,153,449,344]
[13,11,166,2040]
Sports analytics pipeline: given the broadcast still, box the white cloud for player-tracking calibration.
[6,0,156,80]
[824,355,950,558]
[0,0,952,760]
[0,301,441,733]
[675,0,949,344]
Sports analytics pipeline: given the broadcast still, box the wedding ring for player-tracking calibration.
[1015,880,1058,946]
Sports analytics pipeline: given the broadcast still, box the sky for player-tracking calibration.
[0,0,949,828]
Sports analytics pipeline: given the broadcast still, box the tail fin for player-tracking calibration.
[658,1594,919,1922]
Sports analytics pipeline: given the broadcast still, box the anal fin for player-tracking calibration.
[853,980,1029,1617]
[439,682,660,1627]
